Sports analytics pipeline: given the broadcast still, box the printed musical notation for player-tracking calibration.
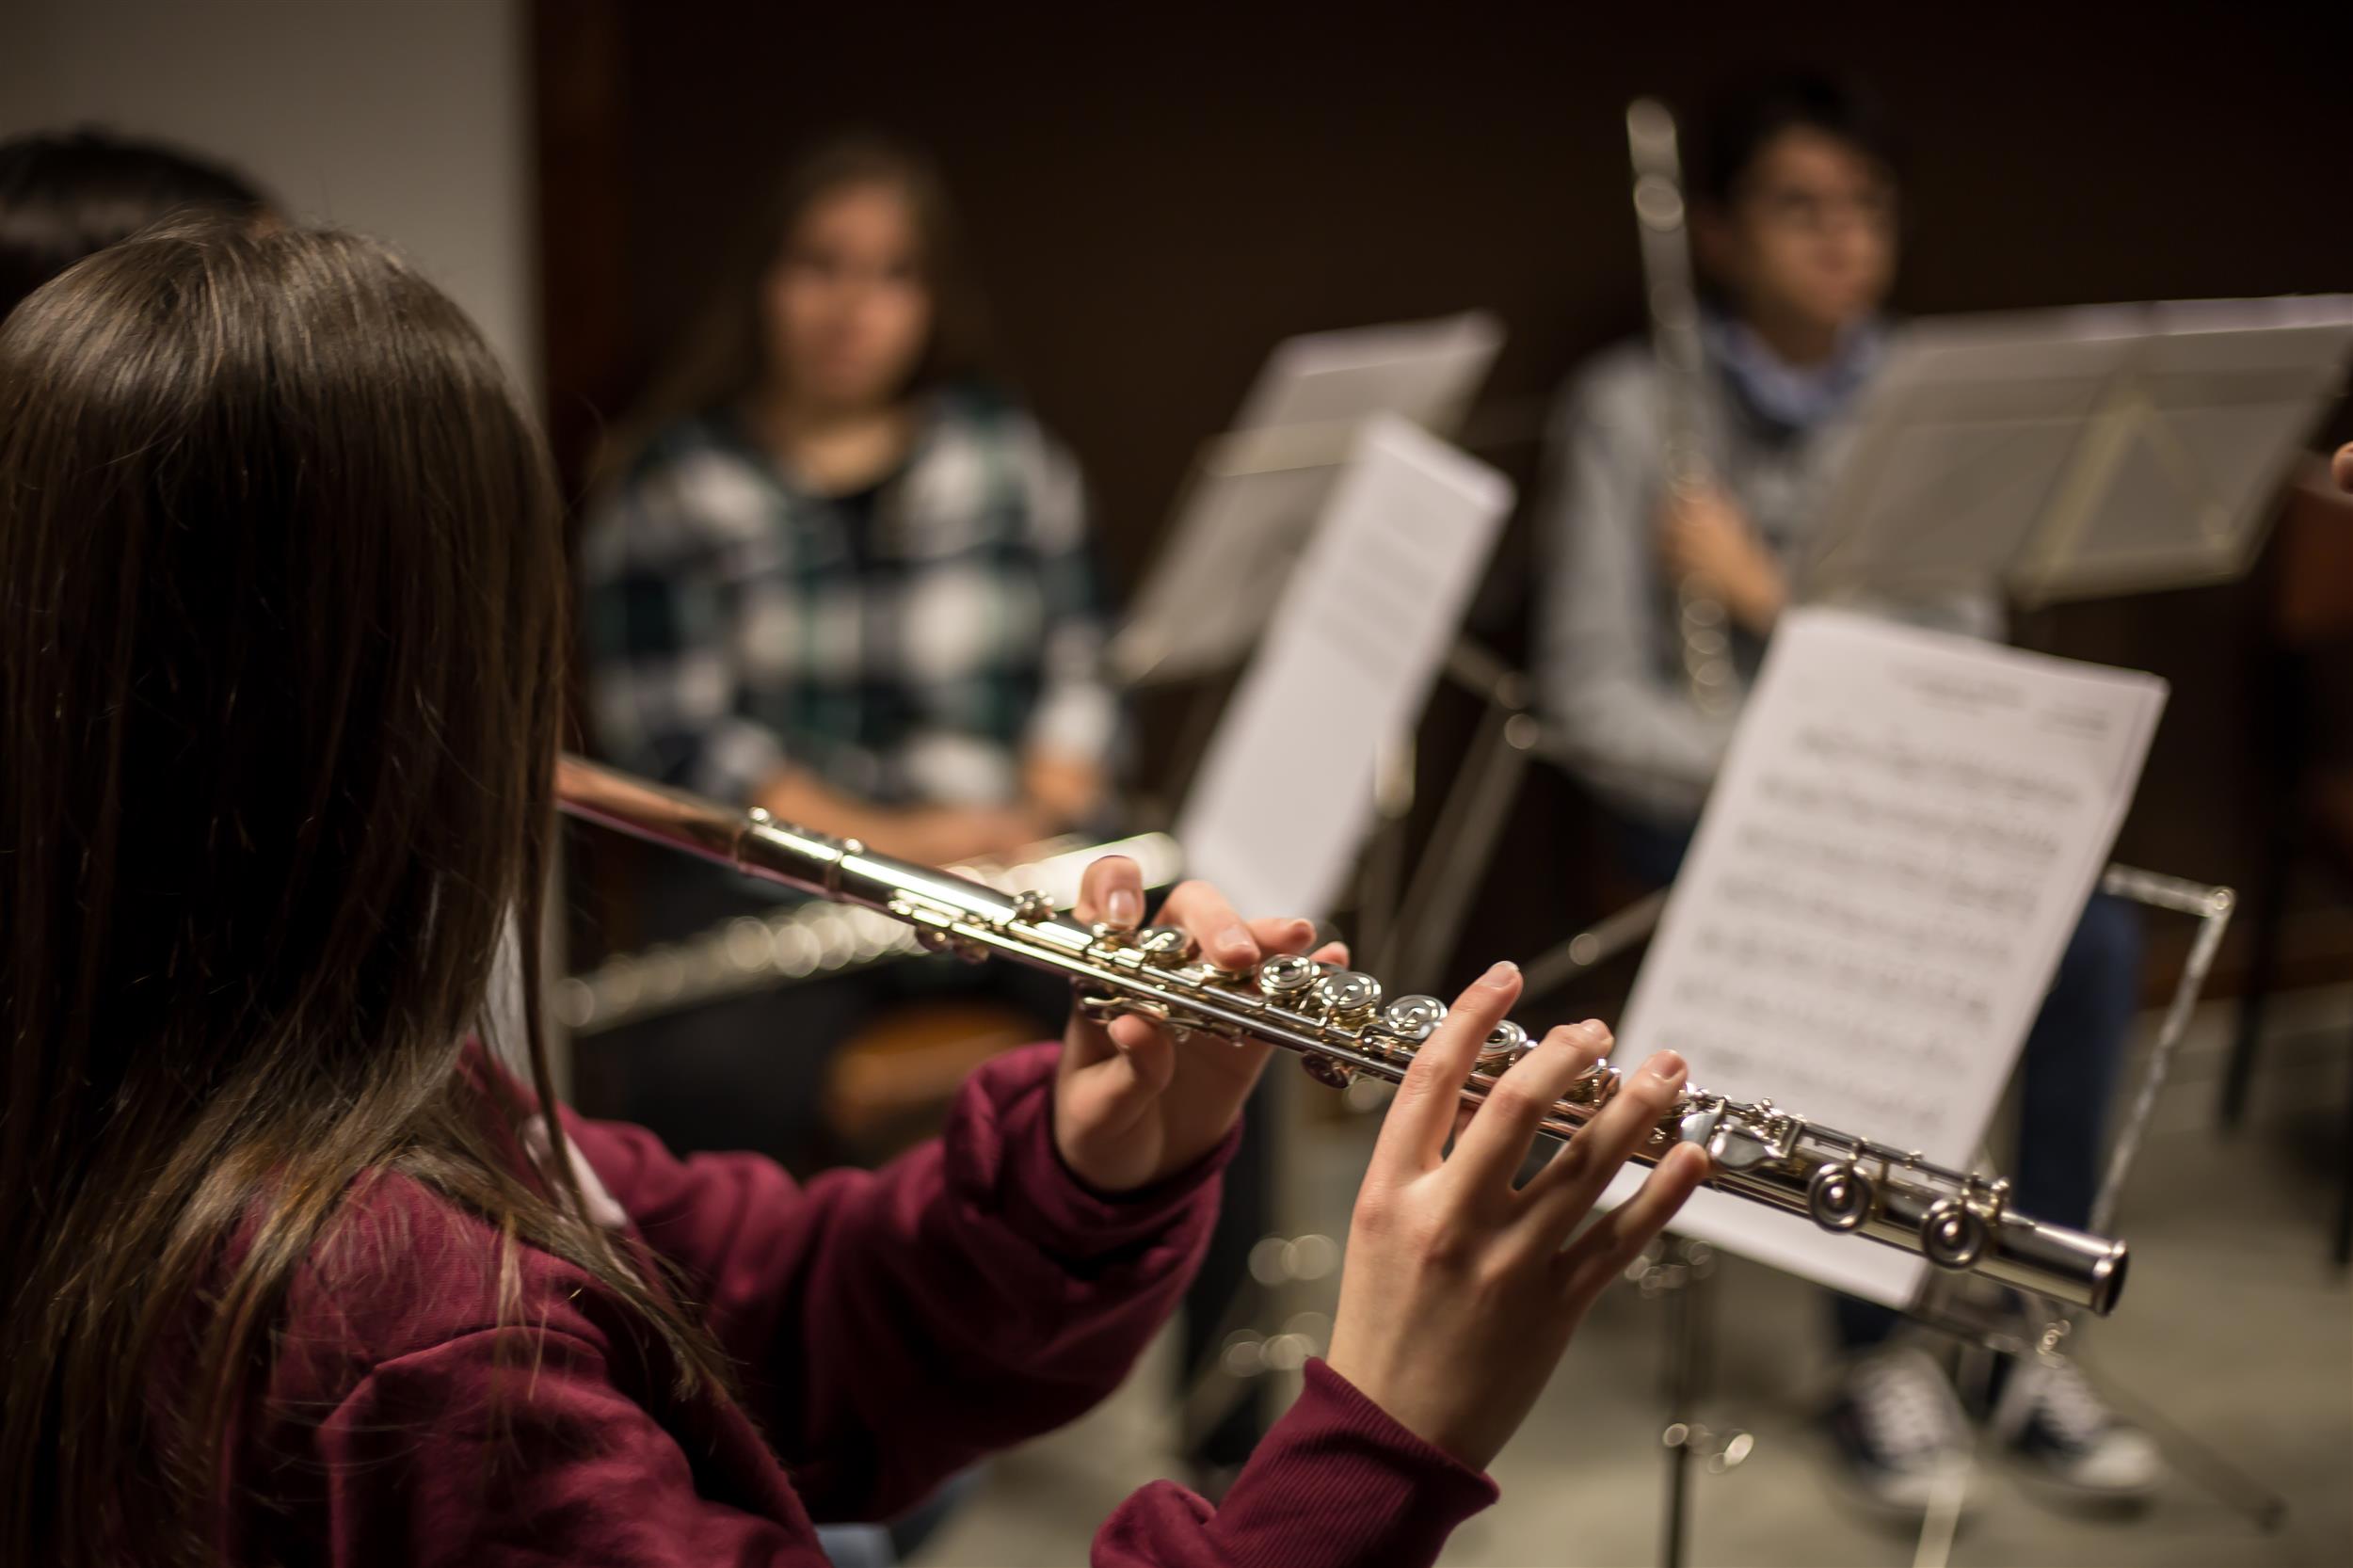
[1604,609,2166,1305]
[1176,417,1511,919]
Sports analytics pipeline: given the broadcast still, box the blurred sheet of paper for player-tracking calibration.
[1175,416,1511,919]
[1804,296,2353,608]
[1600,610,2167,1306]
[1112,312,1501,685]
[1227,309,1503,431]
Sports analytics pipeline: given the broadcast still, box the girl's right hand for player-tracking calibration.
[1323,962,1712,1472]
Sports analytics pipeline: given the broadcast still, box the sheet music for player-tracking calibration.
[1229,310,1502,431]
[1111,312,1501,685]
[1174,416,1511,919]
[1601,610,2167,1305]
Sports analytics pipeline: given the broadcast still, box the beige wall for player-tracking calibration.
[1,0,557,1078]
[0,0,536,389]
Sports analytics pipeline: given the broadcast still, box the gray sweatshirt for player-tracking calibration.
[1535,335,2001,829]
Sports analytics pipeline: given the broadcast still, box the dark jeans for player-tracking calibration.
[1609,816,2143,1351]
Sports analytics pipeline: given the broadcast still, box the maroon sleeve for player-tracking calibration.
[1095,1360,1498,1568]
[314,1325,827,1568]
[565,1042,1234,1524]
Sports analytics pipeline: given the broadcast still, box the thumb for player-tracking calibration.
[1062,1013,1175,1139]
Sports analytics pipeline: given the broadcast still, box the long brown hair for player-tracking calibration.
[602,133,991,481]
[0,224,730,1566]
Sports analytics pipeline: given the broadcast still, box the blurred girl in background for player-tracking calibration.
[578,136,1114,1165]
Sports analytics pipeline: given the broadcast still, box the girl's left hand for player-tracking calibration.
[1052,859,1340,1192]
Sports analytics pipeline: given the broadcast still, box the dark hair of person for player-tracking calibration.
[0,127,270,319]
[1693,72,1901,207]
[602,132,990,480]
[0,223,733,1568]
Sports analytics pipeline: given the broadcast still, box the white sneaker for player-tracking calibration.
[1825,1345,1972,1517]
[1993,1355,2162,1508]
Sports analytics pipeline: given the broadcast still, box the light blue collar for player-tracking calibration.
[1705,312,1885,433]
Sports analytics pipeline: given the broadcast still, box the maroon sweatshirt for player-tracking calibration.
[220,1043,1497,1565]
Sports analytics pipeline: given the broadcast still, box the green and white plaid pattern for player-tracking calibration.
[581,386,1115,808]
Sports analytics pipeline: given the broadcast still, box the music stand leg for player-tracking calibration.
[1518,890,1669,1004]
[1642,1240,1746,1568]
[1529,866,2268,1553]
[1659,1270,1694,1568]
[1373,639,1544,989]
[1908,1452,1974,1568]
[2218,852,2286,1128]
[1907,1343,1999,1568]
[2047,875,2285,1529]
[1922,871,2276,1542]
[2089,867,2233,1237]
[1348,731,1420,971]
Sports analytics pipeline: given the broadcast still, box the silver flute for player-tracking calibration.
[557,754,2128,1316]
[1626,97,1737,716]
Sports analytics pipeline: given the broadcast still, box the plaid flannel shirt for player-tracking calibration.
[581,386,1117,809]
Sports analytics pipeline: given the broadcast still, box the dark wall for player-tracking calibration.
[536,0,2353,990]
[539,1,2347,548]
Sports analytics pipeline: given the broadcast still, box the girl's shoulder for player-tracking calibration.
[275,1169,614,1385]
[273,1051,648,1384]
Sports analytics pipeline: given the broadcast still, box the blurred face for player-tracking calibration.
[760,180,932,413]
[1701,127,1897,344]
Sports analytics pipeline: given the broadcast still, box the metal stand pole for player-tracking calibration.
[1528,862,2284,1548]
[1911,1341,1990,1568]
[1370,638,1545,991]
[1659,1264,1697,1568]
[1635,1240,1750,1568]
[1353,733,1418,974]
[2087,866,2234,1237]
[1519,889,1669,1003]
[2054,872,2284,1531]
[1898,866,2287,1556]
